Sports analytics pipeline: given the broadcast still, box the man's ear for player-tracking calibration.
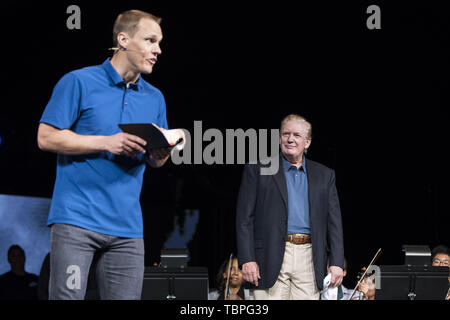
[117,32,130,49]
[305,138,312,149]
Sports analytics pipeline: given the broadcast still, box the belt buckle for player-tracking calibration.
[294,234,308,244]
[287,234,310,244]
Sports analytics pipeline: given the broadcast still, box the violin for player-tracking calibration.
[224,253,233,299]
[350,248,382,300]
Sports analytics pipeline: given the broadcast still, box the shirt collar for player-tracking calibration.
[102,58,142,91]
[282,154,307,173]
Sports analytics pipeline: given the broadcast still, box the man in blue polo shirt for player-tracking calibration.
[37,10,171,300]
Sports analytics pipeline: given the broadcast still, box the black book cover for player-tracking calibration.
[118,123,183,151]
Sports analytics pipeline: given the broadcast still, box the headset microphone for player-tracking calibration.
[108,47,146,54]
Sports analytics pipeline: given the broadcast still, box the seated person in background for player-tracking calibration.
[430,244,449,300]
[345,266,376,300]
[357,274,376,300]
[209,255,252,300]
[0,245,39,300]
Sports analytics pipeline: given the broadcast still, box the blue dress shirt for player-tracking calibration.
[282,155,311,235]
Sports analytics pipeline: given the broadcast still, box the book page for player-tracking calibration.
[161,128,186,151]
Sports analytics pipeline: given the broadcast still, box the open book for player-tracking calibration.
[118,123,185,152]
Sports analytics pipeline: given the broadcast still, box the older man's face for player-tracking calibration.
[280,120,311,161]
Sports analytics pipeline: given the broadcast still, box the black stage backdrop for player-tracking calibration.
[0,1,449,290]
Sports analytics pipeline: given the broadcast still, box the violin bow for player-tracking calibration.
[350,248,382,300]
[224,253,233,299]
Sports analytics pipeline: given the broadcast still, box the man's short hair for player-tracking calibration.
[280,114,312,140]
[112,9,162,47]
[431,244,450,261]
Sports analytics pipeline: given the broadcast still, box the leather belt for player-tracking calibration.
[286,233,311,244]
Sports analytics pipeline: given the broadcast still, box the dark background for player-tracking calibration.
[0,1,448,290]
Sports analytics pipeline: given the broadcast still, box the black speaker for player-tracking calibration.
[141,267,209,300]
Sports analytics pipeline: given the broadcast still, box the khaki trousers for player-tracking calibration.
[254,242,319,300]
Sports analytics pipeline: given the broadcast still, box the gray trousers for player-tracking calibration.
[49,223,145,300]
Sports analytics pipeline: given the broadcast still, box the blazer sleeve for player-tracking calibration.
[236,164,259,266]
[327,170,345,269]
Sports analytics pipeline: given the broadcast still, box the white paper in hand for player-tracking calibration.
[321,273,338,300]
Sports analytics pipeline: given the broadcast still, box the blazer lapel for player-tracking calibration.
[306,158,317,221]
[272,153,288,213]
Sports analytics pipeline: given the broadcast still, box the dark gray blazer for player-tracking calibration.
[236,153,344,290]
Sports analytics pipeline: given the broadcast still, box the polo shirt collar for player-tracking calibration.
[102,58,143,90]
[282,154,307,172]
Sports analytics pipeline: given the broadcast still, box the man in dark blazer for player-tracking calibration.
[236,114,344,299]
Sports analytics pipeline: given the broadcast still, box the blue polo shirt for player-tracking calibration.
[282,155,311,235]
[40,58,168,238]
